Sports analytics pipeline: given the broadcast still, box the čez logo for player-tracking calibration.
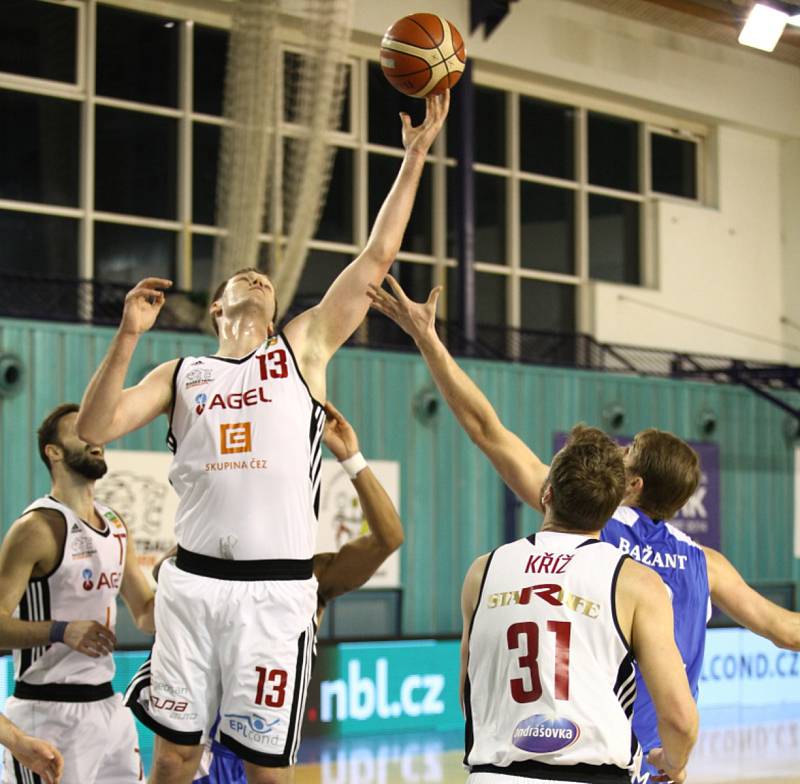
[320,658,445,722]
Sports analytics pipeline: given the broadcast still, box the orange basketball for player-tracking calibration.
[380,13,467,98]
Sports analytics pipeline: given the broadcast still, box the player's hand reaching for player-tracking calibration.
[323,402,360,461]
[8,734,64,784]
[63,620,116,658]
[119,277,173,336]
[647,748,686,784]
[367,274,442,345]
[400,90,449,156]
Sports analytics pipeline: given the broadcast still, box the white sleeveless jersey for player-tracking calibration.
[13,496,127,686]
[168,333,325,561]
[466,532,638,774]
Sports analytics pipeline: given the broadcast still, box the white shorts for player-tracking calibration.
[2,692,141,784]
[125,558,317,767]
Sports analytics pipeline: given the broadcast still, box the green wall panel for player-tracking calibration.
[1,319,796,637]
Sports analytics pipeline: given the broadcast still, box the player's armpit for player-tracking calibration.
[704,546,800,650]
[0,513,62,648]
[120,533,155,634]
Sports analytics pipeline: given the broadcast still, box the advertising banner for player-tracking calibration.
[303,639,463,738]
[698,627,800,708]
[317,460,401,589]
[553,433,720,549]
[95,450,177,586]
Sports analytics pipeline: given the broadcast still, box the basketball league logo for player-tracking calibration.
[220,423,252,454]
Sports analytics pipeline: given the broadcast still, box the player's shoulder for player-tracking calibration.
[2,507,65,556]
[618,554,669,597]
[663,521,703,550]
[608,506,639,527]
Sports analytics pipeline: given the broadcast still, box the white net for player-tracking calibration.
[211,0,353,321]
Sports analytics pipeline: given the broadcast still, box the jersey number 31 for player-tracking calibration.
[507,621,571,703]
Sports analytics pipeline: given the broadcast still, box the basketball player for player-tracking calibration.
[462,425,698,783]
[0,403,156,783]
[76,92,448,784]
[165,401,402,784]
[0,714,63,784]
[368,276,800,782]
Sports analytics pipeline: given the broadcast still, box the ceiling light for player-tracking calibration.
[738,3,788,52]
[787,13,800,27]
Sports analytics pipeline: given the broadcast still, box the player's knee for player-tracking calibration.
[150,744,199,781]
[245,767,289,784]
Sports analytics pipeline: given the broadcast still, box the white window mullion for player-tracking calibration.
[79,0,97,295]
[575,106,590,333]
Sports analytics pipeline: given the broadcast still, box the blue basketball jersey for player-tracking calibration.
[600,506,710,776]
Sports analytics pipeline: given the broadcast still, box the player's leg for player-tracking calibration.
[216,581,316,778]
[149,737,205,784]
[242,761,292,784]
[125,560,221,784]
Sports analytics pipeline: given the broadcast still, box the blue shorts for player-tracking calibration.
[194,742,246,784]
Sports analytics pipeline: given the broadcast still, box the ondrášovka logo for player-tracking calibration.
[512,714,580,753]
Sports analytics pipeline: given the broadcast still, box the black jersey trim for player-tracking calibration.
[469,761,630,783]
[45,496,110,538]
[281,331,325,409]
[576,537,601,548]
[204,346,260,364]
[23,506,67,582]
[14,680,113,702]
[611,554,633,653]
[166,356,185,454]
[176,546,313,581]
[463,549,496,765]
[526,533,536,546]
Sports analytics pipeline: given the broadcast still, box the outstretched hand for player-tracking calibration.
[400,90,450,156]
[119,277,172,336]
[367,274,442,344]
[323,402,360,462]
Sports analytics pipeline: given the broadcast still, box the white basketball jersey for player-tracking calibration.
[168,333,325,561]
[466,532,637,776]
[13,496,127,686]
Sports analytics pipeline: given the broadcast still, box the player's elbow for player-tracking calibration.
[75,409,107,445]
[385,527,404,553]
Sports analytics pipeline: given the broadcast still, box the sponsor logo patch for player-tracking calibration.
[220,422,252,455]
[185,368,214,389]
[512,714,580,753]
[195,392,208,415]
[223,712,282,748]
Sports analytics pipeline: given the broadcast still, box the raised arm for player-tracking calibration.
[704,546,800,650]
[621,559,698,783]
[288,92,449,362]
[0,513,116,656]
[76,278,176,444]
[120,531,156,635]
[368,276,549,511]
[314,403,404,604]
[0,714,63,784]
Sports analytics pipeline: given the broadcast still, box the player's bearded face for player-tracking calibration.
[63,443,108,480]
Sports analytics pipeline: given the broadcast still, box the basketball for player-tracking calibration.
[380,13,467,98]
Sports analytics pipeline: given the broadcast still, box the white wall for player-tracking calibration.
[351,0,800,362]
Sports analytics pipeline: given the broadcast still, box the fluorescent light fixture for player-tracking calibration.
[787,13,800,27]
[738,3,788,51]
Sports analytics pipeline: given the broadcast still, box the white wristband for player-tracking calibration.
[340,451,368,481]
